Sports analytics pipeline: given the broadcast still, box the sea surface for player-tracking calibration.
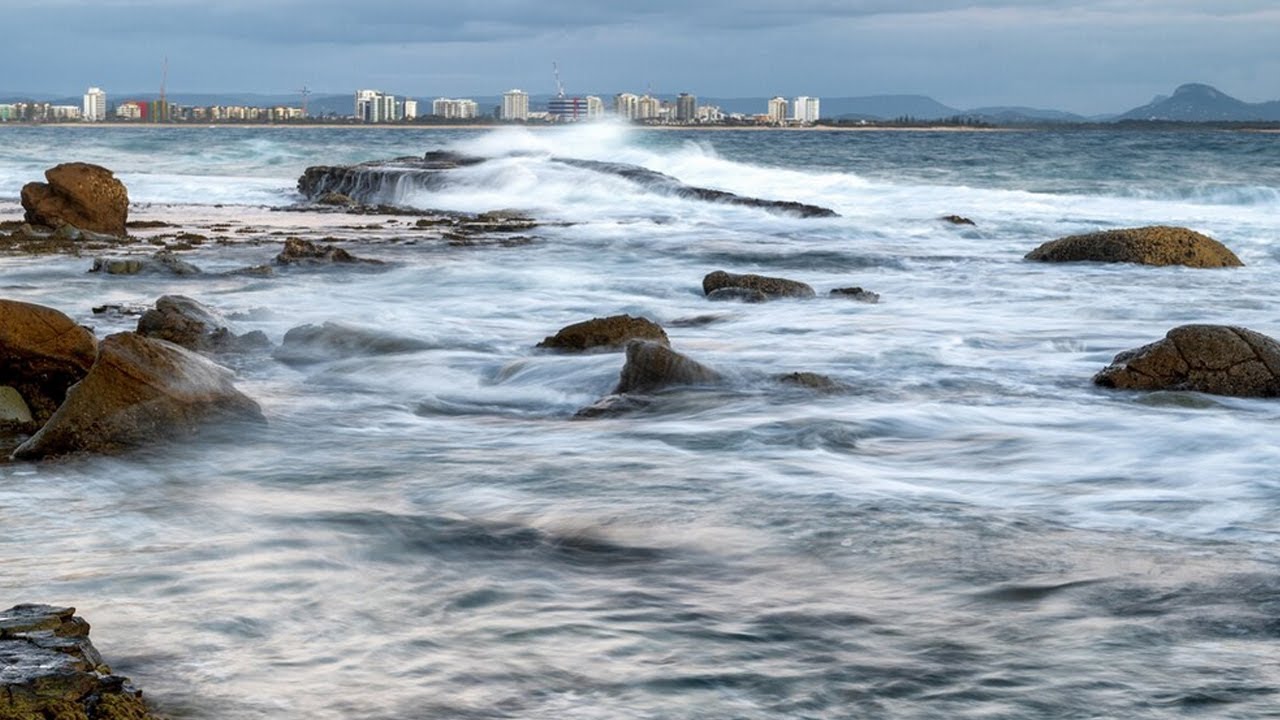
[2,124,1279,718]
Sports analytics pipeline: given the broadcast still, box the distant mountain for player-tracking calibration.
[1116,83,1280,121]
[827,95,961,120]
[962,106,1088,123]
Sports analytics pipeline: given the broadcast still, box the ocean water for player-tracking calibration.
[1,124,1279,718]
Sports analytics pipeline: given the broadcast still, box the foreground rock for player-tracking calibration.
[13,332,265,459]
[136,295,271,354]
[0,299,98,425]
[1025,226,1243,268]
[702,270,815,300]
[275,237,383,266]
[1094,325,1280,397]
[537,315,669,352]
[90,250,201,276]
[0,604,158,720]
[20,163,130,236]
[614,340,722,394]
[274,322,431,365]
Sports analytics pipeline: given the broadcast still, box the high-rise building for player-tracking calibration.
[82,87,106,122]
[585,96,604,121]
[432,98,478,119]
[502,89,529,121]
[614,93,639,120]
[636,94,661,120]
[676,93,697,122]
[767,96,789,124]
[793,96,821,123]
[403,99,418,120]
[355,89,380,121]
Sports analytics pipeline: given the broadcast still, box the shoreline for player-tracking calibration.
[0,122,1026,133]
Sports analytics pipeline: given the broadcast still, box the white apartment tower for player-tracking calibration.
[614,93,639,119]
[82,87,106,122]
[585,96,605,121]
[793,96,821,123]
[433,98,479,119]
[502,89,529,121]
[403,99,418,120]
[767,96,789,124]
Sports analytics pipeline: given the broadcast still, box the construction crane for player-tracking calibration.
[552,61,566,98]
[299,85,311,117]
[159,56,168,122]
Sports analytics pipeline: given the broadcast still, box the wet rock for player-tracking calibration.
[1025,226,1243,268]
[92,303,150,317]
[274,321,431,365]
[90,250,202,276]
[776,371,845,392]
[12,332,265,460]
[537,315,669,353]
[706,287,768,303]
[667,314,728,328]
[941,215,976,226]
[702,270,815,299]
[275,238,382,265]
[829,286,881,303]
[223,264,276,278]
[1094,324,1280,397]
[0,604,158,720]
[20,162,130,236]
[0,299,98,424]
[614,340,722,394]
[136,295,272,354]
[316,191,355,206]
[573,393,654,418]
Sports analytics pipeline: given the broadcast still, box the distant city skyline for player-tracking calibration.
[5,1,1279,115]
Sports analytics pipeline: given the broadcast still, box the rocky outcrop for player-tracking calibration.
[0,299,98,425]
[1025,226,1243,268]
[537,315,669,352]
[12,332,264,459]
[1094,325,1280,397]
[829,287,881,303]
[614,340,722,394]
[0,604,158,720]
[275,238,382,266]
[20,163,129,236]
[90,250,202,276]
[136,295,271,354]
[274,322,430,365]
[702,270,815,300]
[941,215,975,226]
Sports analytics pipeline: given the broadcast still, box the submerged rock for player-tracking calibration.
[829,286,881,303]
[136,295,272,354]
[20,162,129,236]
[0,604,158,719]
[706,287,768,303]
[941,215,976,226]
[13,332,265,460]
[90,250,202,276]
[0,299,98,425]
[1025,226,1243,268]
[1094,324,1280,397]
[274,321,431,365]
[537,315,669,352]
[275,237,382,265]
[702,270,815,299]
[614,340,722,394]
[775,371,846,392]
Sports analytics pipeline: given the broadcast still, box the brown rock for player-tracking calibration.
[1025,226,1243,268]
[702,270,815,299]
[614,340,721,394]
[1093,324,1280,397]
[20,162,129,236]
[275,237,382,265]
[136,295,270,354]
[13,332,264,459]
[537,315,669,352]
[776,371,845,392]
[0,299,98,424]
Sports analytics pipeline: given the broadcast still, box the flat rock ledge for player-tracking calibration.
[0,604,158,719]
[1025,225,1243,268]
[1094,324,1280,397]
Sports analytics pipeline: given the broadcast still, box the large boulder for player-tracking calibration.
[537,315,669,352]
[1094,325,1280,397]
[20,162,129,236]
[1025,226,1243,268]
[136,295,270,354]
[614,340,722,394]
[12,332,264,459]
[0,299,98,425]
[0,604,158,719]
[702,270,815,299]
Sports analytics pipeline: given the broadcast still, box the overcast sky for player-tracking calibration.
[5,0,1278,114]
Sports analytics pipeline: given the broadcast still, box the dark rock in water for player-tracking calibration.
[537,315,669,352]
[92,303,150,317]
[1094,324,1280,397]
[667,314,728,328]
[941,215,976,226]
[614,340,722,394]
[0,604,158,719]
[1025,226,1243,268]
[776,371,845,392]
[20,162,129,236]
[275,237,382,266]
[703,270,815,299]
[829,286,881,303]
[316,191,355,206]
[136,295,272,354]
[706,287,768,303]
[0,299,98,425]
[573,393,654,418]
[274,321,431,365]
[12,332,265,460]
[421,150,487,167]
[90,250,202,276]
